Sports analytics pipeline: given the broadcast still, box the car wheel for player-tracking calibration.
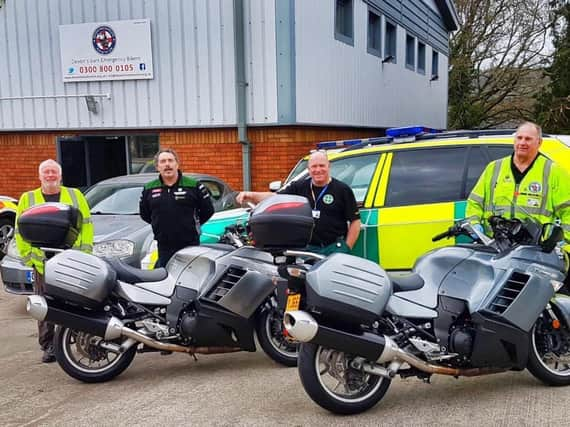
[0,217,14,259]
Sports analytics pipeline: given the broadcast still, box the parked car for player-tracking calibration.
[0,196,17,259]
[1,173,248,294]
[271,127,570,271]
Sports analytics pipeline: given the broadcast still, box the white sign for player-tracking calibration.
[60,19,154,82]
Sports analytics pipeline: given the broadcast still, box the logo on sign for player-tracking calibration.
[92,26,116,54]
[139,63,146,71]
[68,67,75,74]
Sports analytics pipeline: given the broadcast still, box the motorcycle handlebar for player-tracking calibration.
[431,230,450,242]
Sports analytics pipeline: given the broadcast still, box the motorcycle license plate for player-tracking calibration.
[286,293,301,311]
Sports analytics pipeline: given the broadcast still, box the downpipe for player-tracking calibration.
[284,310,506,378]
[27,295,242,355]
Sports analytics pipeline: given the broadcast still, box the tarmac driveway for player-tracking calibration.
[1,289,569,426]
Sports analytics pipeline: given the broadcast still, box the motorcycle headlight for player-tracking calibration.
[93,240,135,258]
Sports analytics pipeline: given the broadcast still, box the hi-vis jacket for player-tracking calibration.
[466,155,570,244]
[15,187,93,274]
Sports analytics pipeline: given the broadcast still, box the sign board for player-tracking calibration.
[60,19,153,82]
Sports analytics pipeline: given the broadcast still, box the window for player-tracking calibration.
[330,154,380,203]
[405,34,415,70]
[385,148,466,206]
[417,42,426,74]
[202,180,223,200]
[335,0,353,45]
[487,145,514,161]
[384,21,397,63]
[464,147,488,198]
[431,51,439,80]
[367,10,381,57]
[128,135,159,174]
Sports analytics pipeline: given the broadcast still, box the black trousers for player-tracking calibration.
[34,268,54,350]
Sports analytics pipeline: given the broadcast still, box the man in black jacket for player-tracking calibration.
[140,148,214,267]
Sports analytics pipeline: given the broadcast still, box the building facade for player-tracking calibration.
[0,0,457,197]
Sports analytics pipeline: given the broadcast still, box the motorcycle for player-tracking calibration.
[22,202,298,383]
[282,202,570,414]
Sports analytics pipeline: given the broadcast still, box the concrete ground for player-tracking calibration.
[1,290,570,427]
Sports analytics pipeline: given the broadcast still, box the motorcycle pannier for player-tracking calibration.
[249,195,314,249]
[17,203,82,249]
[44,250,117,308]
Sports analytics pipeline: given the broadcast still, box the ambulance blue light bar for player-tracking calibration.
[386,126,441,138]
[317,137,387,149]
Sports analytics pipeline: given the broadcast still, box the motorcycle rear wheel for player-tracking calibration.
[54,326,137,383]
[527,317,570,386]
[297,343,391,415]
[256,308,298,367]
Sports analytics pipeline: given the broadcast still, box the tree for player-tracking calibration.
[449,0,551,129]
[535,1,570,133]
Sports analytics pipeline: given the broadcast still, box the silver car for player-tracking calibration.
[1,173,241,294]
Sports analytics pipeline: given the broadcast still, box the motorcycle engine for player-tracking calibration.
[449,327,474,357]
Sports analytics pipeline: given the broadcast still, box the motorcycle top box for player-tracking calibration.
[17,202,82,249]
[249,195,314,249]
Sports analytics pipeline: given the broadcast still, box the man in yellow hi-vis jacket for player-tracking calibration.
[15,159,93,363]
[466,122,570,285]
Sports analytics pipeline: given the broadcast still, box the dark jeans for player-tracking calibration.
[35,269,54,350]
[307,238,350,256]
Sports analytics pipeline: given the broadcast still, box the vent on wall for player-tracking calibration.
[487,272,529,314]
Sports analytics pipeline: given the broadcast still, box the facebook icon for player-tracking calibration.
[139,63,146,71]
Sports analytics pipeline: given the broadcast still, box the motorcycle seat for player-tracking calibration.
[104,257,168,284]
[388,272,425,292]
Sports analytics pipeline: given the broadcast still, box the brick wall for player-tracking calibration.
[0,125,383,199]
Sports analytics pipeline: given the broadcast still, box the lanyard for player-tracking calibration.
[311,183,329,209]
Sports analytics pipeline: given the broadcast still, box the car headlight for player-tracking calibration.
[6,238,21,259]
[93,240,135,258]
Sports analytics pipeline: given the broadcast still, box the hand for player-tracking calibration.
[236,192,248,206]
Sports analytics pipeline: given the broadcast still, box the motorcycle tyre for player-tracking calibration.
[527,322,570,387]
[54,326,137,383]
[298,343,391,415]
[255,308,298,367]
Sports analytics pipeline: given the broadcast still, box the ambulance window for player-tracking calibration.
[330,154,380,202]
[464,147,488,197]
[385,148,466,206]
[487,145,513,161]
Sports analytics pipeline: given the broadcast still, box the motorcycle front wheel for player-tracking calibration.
[255,307,298,367]
[297,343,391,415]
[527,315,570,386]
[54,326,137,383]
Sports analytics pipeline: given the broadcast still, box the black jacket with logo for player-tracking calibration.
[140,171,214,251]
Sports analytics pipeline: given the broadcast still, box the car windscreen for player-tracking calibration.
[86,183,143,215]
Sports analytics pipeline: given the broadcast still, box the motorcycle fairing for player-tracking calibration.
[385,294,437,318]
[183,301,257,350]
[115,281,171,305]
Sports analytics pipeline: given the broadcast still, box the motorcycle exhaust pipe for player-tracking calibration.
[27,296,241,355]
[284,310,387,361]
[284,310,507,377]
[27,295,120,340]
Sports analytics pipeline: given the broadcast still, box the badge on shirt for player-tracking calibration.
[528,182,542,194]
[527,198,540,208]
[323,194,334,205]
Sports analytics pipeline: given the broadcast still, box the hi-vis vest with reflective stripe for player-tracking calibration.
[15,187,94,275]
[466,155,570,244]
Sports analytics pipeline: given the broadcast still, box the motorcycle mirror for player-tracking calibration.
[540,223,564,253]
